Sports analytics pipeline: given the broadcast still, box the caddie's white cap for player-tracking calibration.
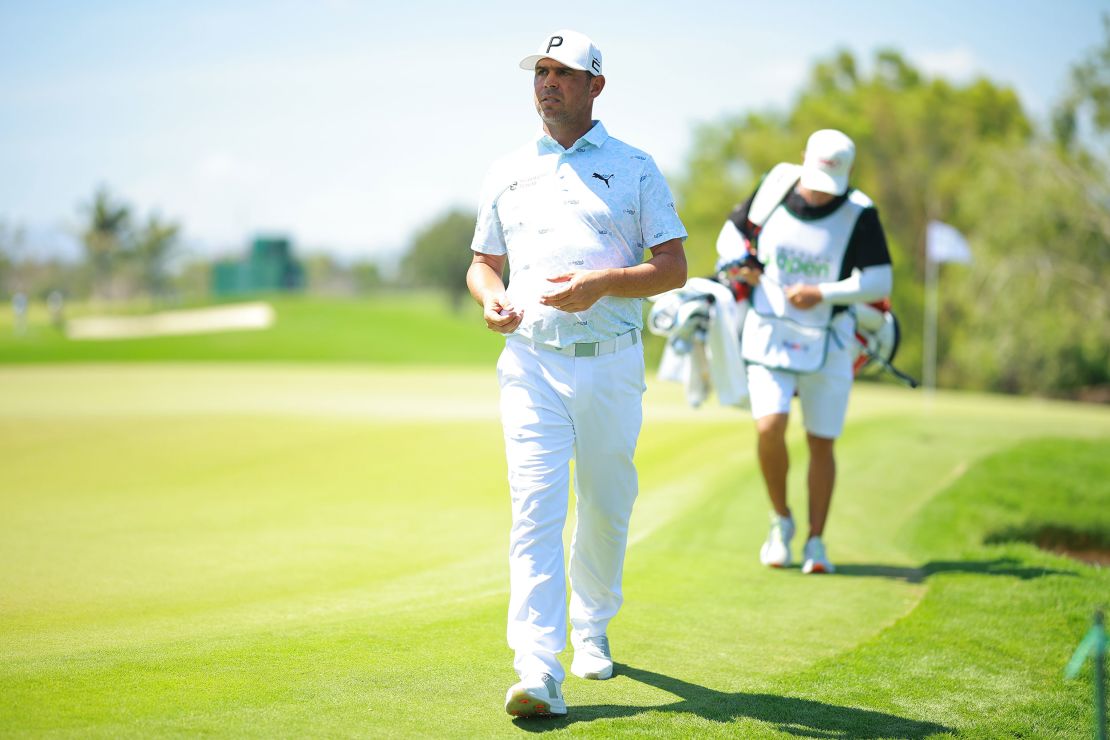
[519,29,603,76]
[800,129,856,196]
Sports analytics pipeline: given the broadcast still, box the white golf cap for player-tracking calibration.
[800,129,856,196]
[519,29,603,76]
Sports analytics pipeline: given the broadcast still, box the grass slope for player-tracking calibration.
[0,294,504,365]
[0,294,678,369]
[1,366,1108,738]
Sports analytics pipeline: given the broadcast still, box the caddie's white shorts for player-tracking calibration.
[746,314,856,439]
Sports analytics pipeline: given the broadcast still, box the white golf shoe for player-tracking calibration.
[802,535,835,574]
[505,673,567,717]
[759,512,795,568]
[570,633,613,680]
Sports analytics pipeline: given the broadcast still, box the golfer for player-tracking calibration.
[467,29,687,718]
[719,129,893,574]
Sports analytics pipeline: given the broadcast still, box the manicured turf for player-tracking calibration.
[0,294,504,365]
[2,363,1108,738]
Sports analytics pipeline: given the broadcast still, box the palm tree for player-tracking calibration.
[134,213,180,301]
[82,186,131,300]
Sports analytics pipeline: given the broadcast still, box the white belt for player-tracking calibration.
[516,329,639,358]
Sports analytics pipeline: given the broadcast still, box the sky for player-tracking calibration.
[2,0,1107,264]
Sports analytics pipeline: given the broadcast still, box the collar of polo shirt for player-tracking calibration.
[539,120,609,152]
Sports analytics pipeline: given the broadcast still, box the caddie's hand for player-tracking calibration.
[736,265,762,286]
[785,284,823,309]
[540,271,606,313]
[483,295,522,334]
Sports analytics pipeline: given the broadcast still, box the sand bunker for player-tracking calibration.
[67,302,275,340]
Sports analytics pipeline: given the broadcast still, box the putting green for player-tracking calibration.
[1,364,1107,737]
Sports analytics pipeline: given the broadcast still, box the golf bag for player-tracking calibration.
[850,299,918,387]
[650,274,918,406]
[647,277,748,408]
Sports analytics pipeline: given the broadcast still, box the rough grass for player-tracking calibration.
[2,362,1108,737]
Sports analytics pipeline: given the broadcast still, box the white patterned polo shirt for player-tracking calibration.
[471,120,687,348]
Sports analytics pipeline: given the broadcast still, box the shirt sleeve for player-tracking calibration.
[726,189,758,240]
[637,156,687,249]
[470,165,507,256]
[715,179,764,267]
[844,206,892,270]
[819,264,893,305]
[716,219,749,265]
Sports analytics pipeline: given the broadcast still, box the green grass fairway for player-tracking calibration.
[0,294,504,365]
[2,364,1109,738]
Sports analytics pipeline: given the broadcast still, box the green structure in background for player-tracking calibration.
[211,236,305,297]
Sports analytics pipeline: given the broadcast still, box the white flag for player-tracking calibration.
[926,220,972,264]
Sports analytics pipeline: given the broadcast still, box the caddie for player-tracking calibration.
[466,29,687,718]
[718,129,893,574]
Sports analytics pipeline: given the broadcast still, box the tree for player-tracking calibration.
[673,49,1036,391]
[943,143,1110,397]
[0,221,25,299]
[400,208,476,310]
[132,212,179,300]
[1053,15,1110,160]
[78,188,182,303]
[350,260,385,293]
[943,20,1110,398]
[82,186,131,301]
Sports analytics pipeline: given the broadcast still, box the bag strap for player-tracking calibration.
[719,163,801,303]
[746,163,802,234]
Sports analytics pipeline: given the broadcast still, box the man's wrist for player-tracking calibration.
[594,268,616,297]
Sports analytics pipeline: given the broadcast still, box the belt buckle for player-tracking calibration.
[574,342,598,358]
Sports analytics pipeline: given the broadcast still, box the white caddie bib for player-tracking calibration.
[741,190,869,372]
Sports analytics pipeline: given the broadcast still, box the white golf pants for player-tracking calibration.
[497,335,645,682]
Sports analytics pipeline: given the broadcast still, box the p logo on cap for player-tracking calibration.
[520,29,603,76]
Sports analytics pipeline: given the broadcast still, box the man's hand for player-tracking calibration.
[785,284,823,309]
[483,295,523,334]
[735,265,762,286]
[540,270,608,313]
[720,255,763,286]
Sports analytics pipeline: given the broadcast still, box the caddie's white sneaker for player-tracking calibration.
[505,673,567,717]
[759,512,795,568]
[802,535,835,574]
[571,633,613,680]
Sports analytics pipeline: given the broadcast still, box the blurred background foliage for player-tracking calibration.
[675,27,1110,400]
[2,23,1108,401]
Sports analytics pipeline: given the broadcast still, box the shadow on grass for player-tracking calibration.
[513,664,951,738]
[833,557,1077,583]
